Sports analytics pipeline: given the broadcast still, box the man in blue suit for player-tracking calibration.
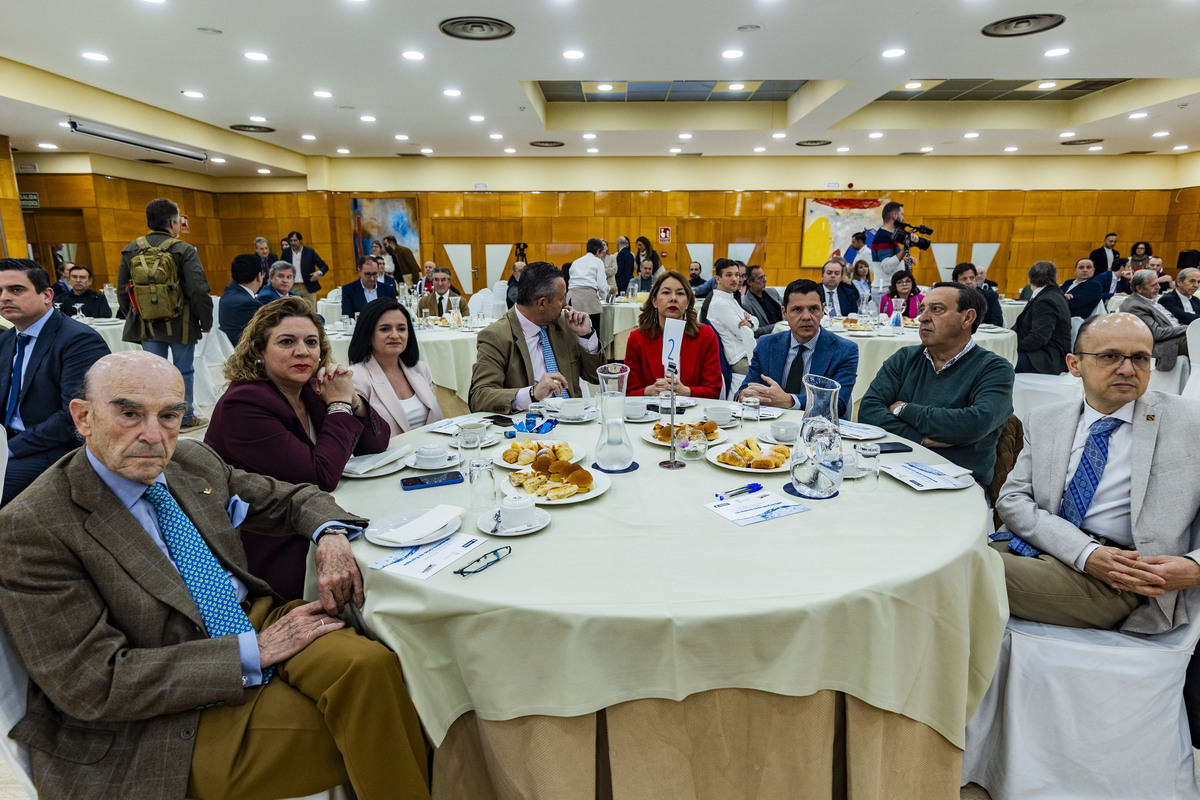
[257,261,301,303]
[1061,258,1103,318]
[341,256,398,318]
[736,278,859,418]
[1158,267,1200,324]
[820,260,862,317]
[0,259,110,504]
[218,254,265,345]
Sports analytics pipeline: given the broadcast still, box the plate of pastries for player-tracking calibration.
[840,318,869,331]
[902,318,920,328]
[706,438,792,473]
[642,421,726,447]
[503,459,611,504]
[494,439,585,469]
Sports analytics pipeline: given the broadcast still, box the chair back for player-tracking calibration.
[467,288,493,317]
[1069,316,1085,350]
[988,414,1024,528]
[703,321,732,399]
[491,281,510,317]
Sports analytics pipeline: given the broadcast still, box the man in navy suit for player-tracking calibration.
[257,261,301,303]
[1061,258,1103,318]
[251,236,278,281]
[614,236,636,293]
[218,254,265,345]
[0,259,109,504]
[1159,267,1200,324]
[819,260,861,317]
[340,256,398,318]
[736,279,859,418]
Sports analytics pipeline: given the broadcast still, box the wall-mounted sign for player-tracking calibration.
[658,226,671,244]
[18,192,38,209]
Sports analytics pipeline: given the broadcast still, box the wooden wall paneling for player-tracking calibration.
[521,193,559,217]
[725,192,763,217]
[1023,192,1061,215]
[463,193,500,218]
[544,243,582,265]
[1058,191,1098,217]
[520,217,553,245]
[984,192,1026,216]
[594,192,631,217]
[498,193,523,218]
[94,175,127,212]
[629,191,665,217]
[1141,216,1167,243]
[1172,188,1200,215]
[1106,216,1144,242]
[949,192,987,217]
[685,192,724,218]
[664,192,689,217]
[1094,190,1135,216]
[1032,216,1072,242]
[425,193,465,219]
[558,192,594,217]
[760,191,799,217]
[551,217,588,244]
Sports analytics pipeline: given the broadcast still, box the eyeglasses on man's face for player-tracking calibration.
[1073,351,1153,372]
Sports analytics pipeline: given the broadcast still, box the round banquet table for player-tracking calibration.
[599,301,640,351]
[999,300,1026,328]
[326,324,482,406]
[317,297,342,323]
[331,406,1008,799]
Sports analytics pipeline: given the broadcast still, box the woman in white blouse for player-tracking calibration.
[348,298,444,434]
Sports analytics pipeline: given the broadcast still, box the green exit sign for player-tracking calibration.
[18,192,38,209]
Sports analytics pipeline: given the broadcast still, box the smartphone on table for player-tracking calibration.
[400,471,464,491]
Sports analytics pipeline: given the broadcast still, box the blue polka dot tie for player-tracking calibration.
[539,327,569,398]
[143,483,272,683]
[1059,416,1124,528]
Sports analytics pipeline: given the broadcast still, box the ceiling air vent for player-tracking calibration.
[230,124,275,133]
[1061,138,1104,146]
[396,153,427,158]
[981,14,1065,38]
[897,151,928,156]
[796,140,832,147]
[675,152,703,157]
[137,158,171,164]
[529,141,564,148]
[440,17,515,41]
[1121,150,1154,155]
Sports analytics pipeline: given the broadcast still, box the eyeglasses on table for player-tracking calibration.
[453,546,512,576]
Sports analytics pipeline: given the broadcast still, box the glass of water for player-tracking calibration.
[741,395,762,429]
[853,443,880,491]
[421,309,431,330]
[468,458,497,510]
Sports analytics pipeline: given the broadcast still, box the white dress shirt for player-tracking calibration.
[706,290,750,364]
[1068,400,1135,571]
[361,280,378,304]
[823,286,843,316]
[510,306,599,411]
[569,252,607,296]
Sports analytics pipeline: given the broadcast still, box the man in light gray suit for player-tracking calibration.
[993,312,1200,636]
[741,264,784,338]
[1119,268,1190,372]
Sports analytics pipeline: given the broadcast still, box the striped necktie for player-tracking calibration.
[538,328,569,398]
[5,333,30,426]
[1059,416,1124,528]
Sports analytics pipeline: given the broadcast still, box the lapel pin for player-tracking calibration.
[1146,415,1155,421]
[202,488,212,494]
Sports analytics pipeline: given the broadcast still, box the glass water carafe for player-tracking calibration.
[789,375,844,499]
[594,364,635,470]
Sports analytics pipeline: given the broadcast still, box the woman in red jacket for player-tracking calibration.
[623,271,723,398]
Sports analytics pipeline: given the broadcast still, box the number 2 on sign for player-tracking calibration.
[661,318,685,372]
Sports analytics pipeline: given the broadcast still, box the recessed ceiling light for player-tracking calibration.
[722,49,744,59]
[489,133,503,140]
[1153,130,1170,137]
[143,0,164,4]
[1175,145,1190,151]
[882,48,905,58]
[587,148,599,153]
[1044,48,1069,57]
[905,81,922,89]
[678,133,692,140]
[249,116,267,122]
[469,115,485,122]
[753,146,766,152]
[337,148,350,154]
[402,51,424,60]
[38,143,58,149]
[1128,112,1148,119]
[504,147,516,153]
[1037,81,1056,89]
[1005,146,1019,152]
[244,52,268,61]
[443,89,461,97]
[669,147,682,153]
[1059,131,1075,138]
[729,83,745,91]
[313,90,332,98]
[257,168,271,174]
[82,52,108,61]
[420,147,433,154]
[772,132,786,139]
[563,50,584,59]
[1088,145,1103,151]
[583,133,596,139]
[964,132,980,138]
[301,134,316,141]
[597,84,613,91]
[182,90,204,98]
[868,132,883,139]
[920,146,933,152]
[395,134,409,140]
[58,121,71,128]
[836,146,850,152]
[210,157,226,163]
[360,115,376,122]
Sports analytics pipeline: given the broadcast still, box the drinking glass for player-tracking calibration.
[456,428,484,464]
[741,395,762,429]
[854,443,880,491]
[468,459,497,510]
[340,315,352,333]
[474,311,485,329]
[421,309,431,330]
[657,391,675,425]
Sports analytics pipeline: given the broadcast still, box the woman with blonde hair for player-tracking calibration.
[623,270,723,398]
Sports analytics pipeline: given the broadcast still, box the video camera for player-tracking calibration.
[895,222,933,251]
[514,242,528,262]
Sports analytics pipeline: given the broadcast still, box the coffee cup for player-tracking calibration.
[706,406,734,426]
[771,420,799,443]
[500,494,537,528]
[414,444,449,469]
[560,398,587,419]
[624,398,647,419]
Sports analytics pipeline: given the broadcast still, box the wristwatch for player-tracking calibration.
[316,525,350,543]
[891,402,907,418]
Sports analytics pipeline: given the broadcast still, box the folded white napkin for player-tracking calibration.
[369,504,463,547]
[343,445,412,476]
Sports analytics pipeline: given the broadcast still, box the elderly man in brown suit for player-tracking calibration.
[469,260,603,413]
[0,351,429,800]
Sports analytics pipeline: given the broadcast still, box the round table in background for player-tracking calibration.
[326,324,483,406]
[1000,300,1026,328]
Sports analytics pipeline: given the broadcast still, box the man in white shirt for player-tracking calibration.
[704,258,754,371]
[566,237,611,334]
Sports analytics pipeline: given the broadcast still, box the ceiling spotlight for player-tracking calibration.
[244,52,268,61]
[1128,112,1148,119]
[920,146,933,152]
[469,115,485,122]
[313,90,332,98]
[772,132,786,139]
[964,132,980,138]
[1005,146,1019,152]
[1037,81,1056,89]
[443,89,461,97]
[669,147,682,153]
[1088,145,1103,151]
[489,133,503,139]
[1044,47,1069,57]
[360,115,376,122]
[581,133,596,140]
[38,143,58,149]
[249,116,267,122]
[1153,130,1170,137]
[868,132,883,139]
[882,48,905,57]
[420,147,433,154]
[301,134,316,140]
[678,133,693,140]
[753,146,766,152]
[182,90,204,98]
[587,148,599,153]
[401,51,424,60]
[58,121,71,128]
[257,168,271,174]
[905,81,922,89]
[395,134,409,140]
[729,83,745,91]
[1059,131,1075,138]
[722,49,743,59]
[1174,145,1190,151]
[210,157,226,163]
[597,84,613,91]
[82,52,108,61]
[504,147,516,153]
[836,146,850,152]
[563,50,584,59]
[337,148,350,154]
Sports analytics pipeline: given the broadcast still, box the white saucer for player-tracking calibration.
[699,416,741,429]
[364,509,461,548]
[341,459,408,479]
[549,408,599,423]
[623,410,660,423]
[475,507,552,536]
[756,432,800,447]
[404,451,463,470]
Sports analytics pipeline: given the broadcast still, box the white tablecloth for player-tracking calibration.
[326,325,482,404]
[318,298,342,322]
[1000,301,1026,328]
[600,302,640,349]
[334,406,1007,748]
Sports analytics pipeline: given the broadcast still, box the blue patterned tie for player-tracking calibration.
[4,333,30,426]
[538,327,569,398]
[143,483,272,683]
[1059,416,1124,528]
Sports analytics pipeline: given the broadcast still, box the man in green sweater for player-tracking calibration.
[860,283,1015,484]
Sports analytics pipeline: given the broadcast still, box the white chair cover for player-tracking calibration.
[1069,317,1084,350]
[1148,356,1191,396]
[1182,321,1200,399]
[1011,373,1082,422]
[467,289,493,317]
[193,327,234,409]
[492,281,510,318]
[963,587,1200,800]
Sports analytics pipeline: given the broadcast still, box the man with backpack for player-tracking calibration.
[117,198,213,429]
